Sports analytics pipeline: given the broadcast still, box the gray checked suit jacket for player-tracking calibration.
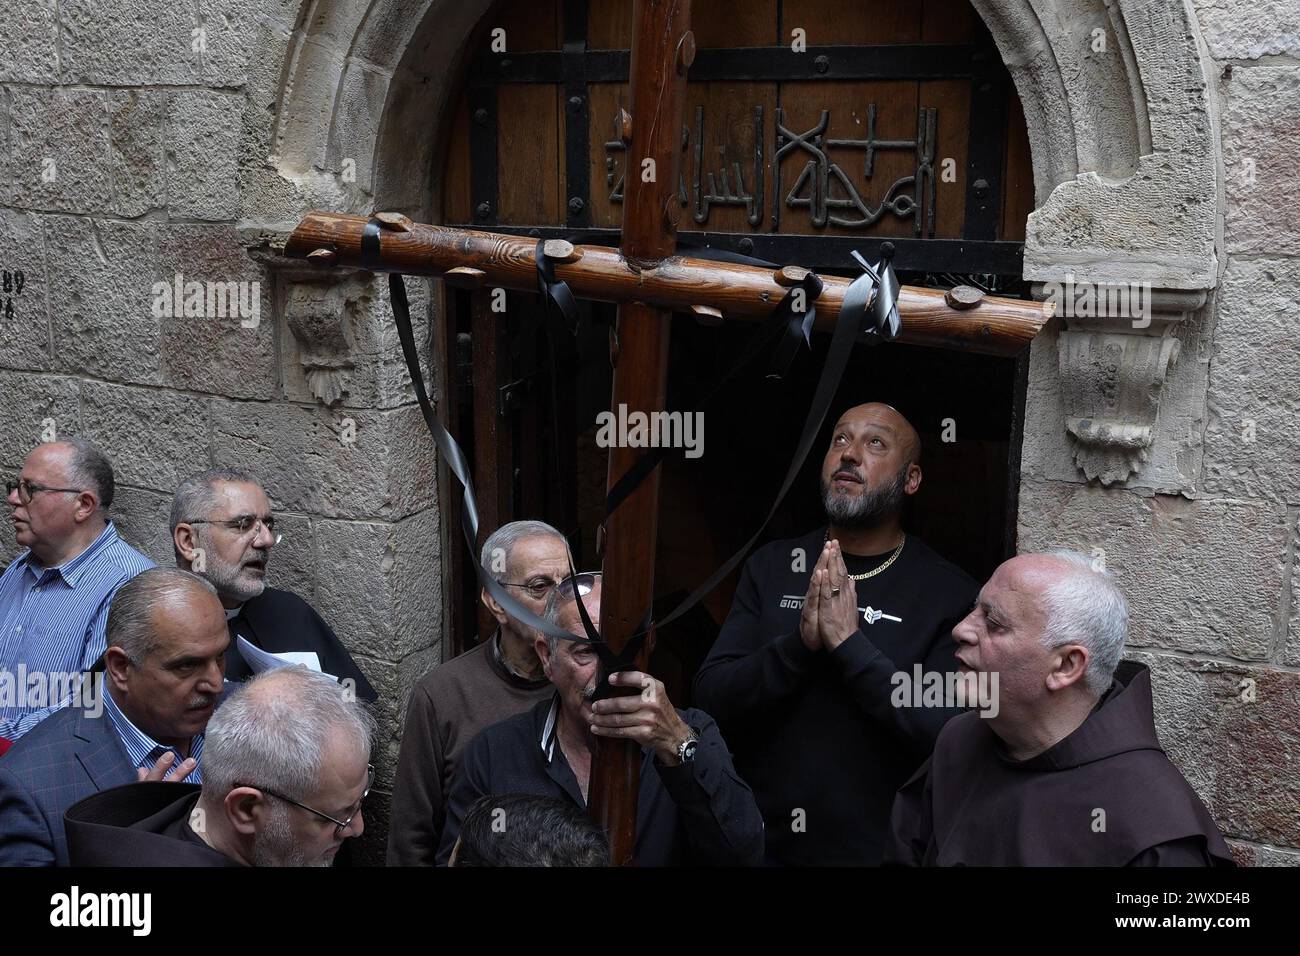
[0,705,138,866]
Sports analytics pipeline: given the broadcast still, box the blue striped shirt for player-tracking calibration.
[102,686,203,783]
[0,522,154,740]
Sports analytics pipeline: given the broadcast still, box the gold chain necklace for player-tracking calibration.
[826,531,906,581]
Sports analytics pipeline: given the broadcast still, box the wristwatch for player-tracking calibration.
[676,732,699,765]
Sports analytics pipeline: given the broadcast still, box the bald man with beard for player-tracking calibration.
[694,403,978,865]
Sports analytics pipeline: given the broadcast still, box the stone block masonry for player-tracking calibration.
[0,0,1297,865]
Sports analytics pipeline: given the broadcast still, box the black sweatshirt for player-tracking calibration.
[693,526,978,865]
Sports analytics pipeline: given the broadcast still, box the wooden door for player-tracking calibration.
[436,0,1035,688]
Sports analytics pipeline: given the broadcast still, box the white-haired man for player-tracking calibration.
[885,551,1235,866]
[388,520,567,865]
[65,665,374,866]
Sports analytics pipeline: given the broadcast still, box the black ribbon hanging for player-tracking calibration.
[850,244,902,343]
[531,240,830,696]
[372,217,902,690]
[600,265,824,522]
[365,221,581,647]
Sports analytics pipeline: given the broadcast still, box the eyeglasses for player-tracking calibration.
[554,571,601,601]
[188,514,276,537]
[238,764,374,839]
[500,577,560,600]
[6,478,83,505]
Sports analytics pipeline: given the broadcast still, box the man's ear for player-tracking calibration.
[224,787,266,837]
[103,646,133,694]
[72,491,99,524]
[173,524,201,566]
[480,588,509,626]
[904,462,923,496]
[1046,645,1090,692]
[534,635,553,677]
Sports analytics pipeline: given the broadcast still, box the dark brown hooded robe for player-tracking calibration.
[885,661,1236,866]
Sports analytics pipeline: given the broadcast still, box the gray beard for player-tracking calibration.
[197,534,267,604]
[252,803,328,867]
[822,467,907,529]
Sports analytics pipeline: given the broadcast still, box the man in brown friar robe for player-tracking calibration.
[886,550,1235,867]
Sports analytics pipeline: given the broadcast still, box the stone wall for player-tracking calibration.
[1017,0,1300,865]
[0,0,439,864]
[1,0,1296,865]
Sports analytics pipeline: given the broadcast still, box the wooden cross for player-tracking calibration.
[285,0,1048,865]
[577,0,690,865]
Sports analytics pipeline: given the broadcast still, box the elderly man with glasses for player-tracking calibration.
[437,574,766,866]
[170,468,375,702]
[0,439,154,742]
[388,519,569,866]
[65,665,375,867]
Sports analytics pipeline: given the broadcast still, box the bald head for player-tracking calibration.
[557,588,601,634]
[1005,552,1089,590]
[821,403,922,530]
[954,549,1128,704]
[837,403,921,467]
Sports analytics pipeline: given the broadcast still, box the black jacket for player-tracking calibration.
[437,695,765,866]
[694,526,978,865]
[65,783,241,867]
[226,587,377,702]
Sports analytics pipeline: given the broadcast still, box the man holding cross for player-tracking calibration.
[436,574,764,866]
[694,402,978,865]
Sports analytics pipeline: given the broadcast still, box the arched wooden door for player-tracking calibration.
[435,0,1034,697]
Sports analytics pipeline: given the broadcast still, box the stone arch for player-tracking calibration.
[972,0,1219,289]
[967,0,1224,486]
[253,0,1224,485]
[257,0,497,220]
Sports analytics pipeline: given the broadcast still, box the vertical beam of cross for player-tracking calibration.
[587,0,694,865]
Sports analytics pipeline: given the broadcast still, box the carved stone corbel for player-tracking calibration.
[247,238,372,407]
[282,282,360,405]
[1036,284,1208,486]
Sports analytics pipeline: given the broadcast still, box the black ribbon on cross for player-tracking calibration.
[366,216,901,697]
